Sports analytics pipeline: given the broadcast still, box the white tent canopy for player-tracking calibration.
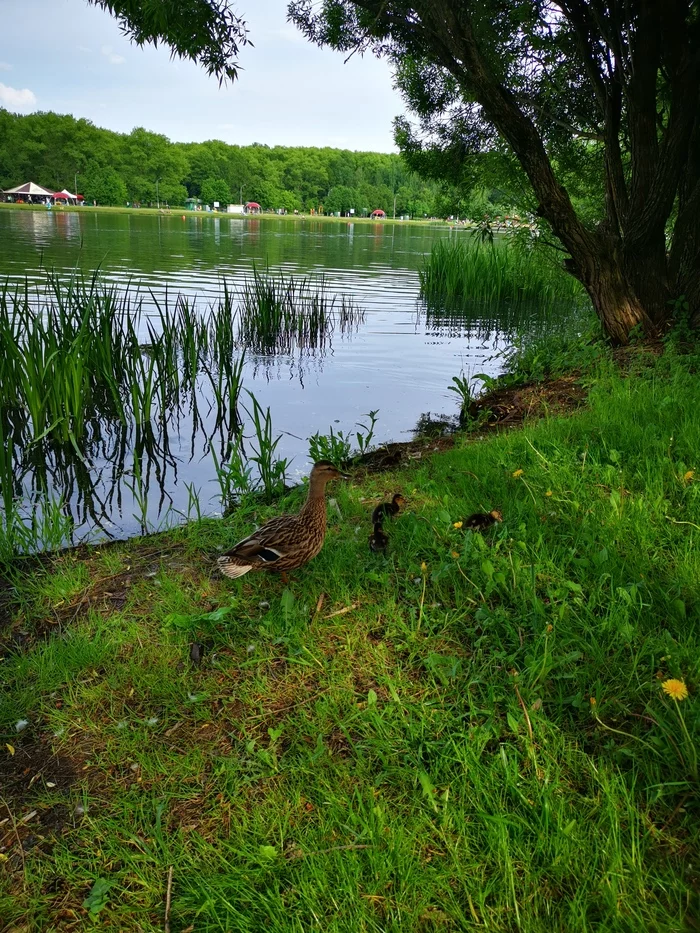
[3,181,55,197]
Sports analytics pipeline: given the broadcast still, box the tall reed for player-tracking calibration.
[419,237,587,309]
[236,268,364,354]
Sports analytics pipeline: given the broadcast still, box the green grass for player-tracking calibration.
[420,237,587,312]
[0,342,698,930]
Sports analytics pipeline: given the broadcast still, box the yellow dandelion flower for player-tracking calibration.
[453,521,463,529]
[451,551,460,559]
[512,469,524,478]
[589,697,596,706]
[662,679,689,701]
[683,470,695,484]
[545,490,553,497]
[421,561,427,573]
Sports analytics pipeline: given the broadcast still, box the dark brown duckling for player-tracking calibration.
[464,509,503,531]
[369,522,390,553]
[371,493,406,525]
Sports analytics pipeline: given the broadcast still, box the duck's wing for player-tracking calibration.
[223,514,301,563]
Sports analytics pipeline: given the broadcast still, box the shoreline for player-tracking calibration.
[0,201,450,227]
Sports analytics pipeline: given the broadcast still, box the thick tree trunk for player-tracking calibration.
[582,262,655,345]
[563,238,655,345]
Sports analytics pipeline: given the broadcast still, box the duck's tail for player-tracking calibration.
[217,557,253,579]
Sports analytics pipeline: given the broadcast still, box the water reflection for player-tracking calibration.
[0,213,586,547]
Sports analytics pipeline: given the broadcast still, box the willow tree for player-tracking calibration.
[290,1,700,344]
[87,0,250,81]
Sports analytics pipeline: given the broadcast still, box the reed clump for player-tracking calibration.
[236,268,364,354]
[0,270,363,556]
[419,237,587,309]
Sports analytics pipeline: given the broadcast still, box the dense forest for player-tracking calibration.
[0,109,487,216]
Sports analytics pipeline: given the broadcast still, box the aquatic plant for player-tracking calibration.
[243,391,289,503]
[0,270,365,556]
[419,237,587,309]
[236,267,364,354]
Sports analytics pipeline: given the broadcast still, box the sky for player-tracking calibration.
[0,0,404,151]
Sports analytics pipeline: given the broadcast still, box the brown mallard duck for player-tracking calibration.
[464,509,503,531]
[368,522,390,553]
[371,493,406,524]
[217,461,349,580]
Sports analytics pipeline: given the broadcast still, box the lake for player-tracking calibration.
[0,209,578,546]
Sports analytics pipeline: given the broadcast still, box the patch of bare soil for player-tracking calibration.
[0,740,83,877]
[355,374,587,473]
[463,374,587,428]
[0,740,79,804]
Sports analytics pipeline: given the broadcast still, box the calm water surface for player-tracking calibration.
[0,209,575,545]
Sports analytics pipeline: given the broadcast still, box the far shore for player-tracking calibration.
[0,201,457,227]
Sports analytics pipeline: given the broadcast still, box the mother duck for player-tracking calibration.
[218,460,349,580]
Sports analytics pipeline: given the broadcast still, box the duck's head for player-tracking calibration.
[392,494,407,509]
[490,509,503,522]
[310,460,351,483]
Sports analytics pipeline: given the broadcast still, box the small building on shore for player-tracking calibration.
[245,201,261,214]
[371,209,387,219]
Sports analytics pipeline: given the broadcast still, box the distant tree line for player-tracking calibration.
[0,109,508,217]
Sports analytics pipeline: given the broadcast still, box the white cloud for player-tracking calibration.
[0,62,12,72]
[101,45,125,65]
[0,83,37,111]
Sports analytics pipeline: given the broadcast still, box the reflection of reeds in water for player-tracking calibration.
[0,275,246,445]
[419,239,590,343]
[236,268,364,354]
[0,270,364,556]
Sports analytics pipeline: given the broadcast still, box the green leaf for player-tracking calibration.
[418,771,439,812]
[437,509,452,524]
[506,711,521,734]
[367,689,378,706]
[671,598,686,619]
[258,845,278,860]
[280,588,295,613]
[163,604,234,630]
[481,559,495,579]
[83,878,111,918]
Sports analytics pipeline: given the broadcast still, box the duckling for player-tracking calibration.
[464,509,503,531]
[371,493,406,525]
[368,522,390,553]
[218,460,349,579]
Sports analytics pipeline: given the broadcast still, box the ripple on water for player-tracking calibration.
[0,212,581,545]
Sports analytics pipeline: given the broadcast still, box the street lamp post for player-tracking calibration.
[74,171,80,198]
[156,178,160,210]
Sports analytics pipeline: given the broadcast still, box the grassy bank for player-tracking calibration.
[0,201,445,226]
[0,338,698,930]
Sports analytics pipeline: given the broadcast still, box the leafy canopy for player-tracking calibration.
[87,0,250,82]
